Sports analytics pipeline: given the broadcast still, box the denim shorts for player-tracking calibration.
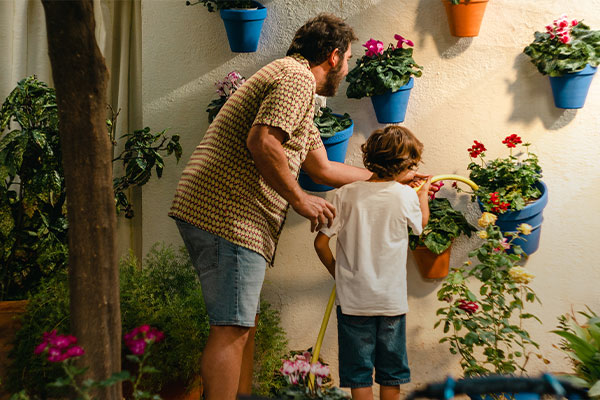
[336,307,411,388]
[175,219,266,327]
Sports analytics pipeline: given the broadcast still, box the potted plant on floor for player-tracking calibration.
[442,0,489,37]
[435,214,547,399]
[461,135,547,255]
[298,95,354,192]
[553,307,600,399]
[185,0,267,53]
[346,34,423,124]
[409,187,477,280]
[523,15,600,109]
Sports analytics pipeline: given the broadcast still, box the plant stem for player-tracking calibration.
[63,363,92,400]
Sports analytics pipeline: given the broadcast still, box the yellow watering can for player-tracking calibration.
[308,174,479,389]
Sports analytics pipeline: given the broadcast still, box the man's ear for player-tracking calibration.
[327,48,341,68]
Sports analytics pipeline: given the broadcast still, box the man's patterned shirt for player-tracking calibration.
[169,54,323,264]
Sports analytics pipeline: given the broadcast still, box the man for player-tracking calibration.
[169,14,369,399]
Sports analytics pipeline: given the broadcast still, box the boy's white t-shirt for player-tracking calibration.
[320,180,423,316]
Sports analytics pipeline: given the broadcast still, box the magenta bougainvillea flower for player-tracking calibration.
[394,34,414,49]
[467,140,486,158]
[124,325,165,356]
[502,134,523,148]
[362,38,385,57]
[34,330,85,363]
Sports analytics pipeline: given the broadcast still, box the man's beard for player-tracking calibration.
[317,62,344,97]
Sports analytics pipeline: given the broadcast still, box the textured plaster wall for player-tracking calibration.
[141,0,600,396]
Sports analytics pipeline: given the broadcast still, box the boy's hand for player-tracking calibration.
[415,175,433,198]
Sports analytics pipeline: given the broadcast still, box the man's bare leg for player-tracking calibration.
[201,325,250,400]
[237,314,259,396]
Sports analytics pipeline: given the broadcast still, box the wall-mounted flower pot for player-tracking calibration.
[478,181,548,255]
[298,117,354,192]
[370,78,414,124]
[549,64,597,109]
[219,1,267,53]
[412,245,452,279]
[442,0,489,37]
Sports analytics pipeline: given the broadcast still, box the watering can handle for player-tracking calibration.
[308,175,478,389]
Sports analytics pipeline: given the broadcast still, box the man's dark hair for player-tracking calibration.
[361,125,424,179]
[286,13,358,65]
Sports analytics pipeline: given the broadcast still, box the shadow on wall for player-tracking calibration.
[414,0,473,59]
[507,53,577,130]
[407,324,458,381]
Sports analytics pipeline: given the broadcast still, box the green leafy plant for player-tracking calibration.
[185,0,255,12]
[346,35,422,99]
[0,76,68,301]
[0,76,181,300]
[465,134,542,214]
[524,16,600,76]
[409,196,477,255]
[553,308,600,398]
[435,213,545,377]
[6,243,287,397]
[205,71,246,123]
[313,106,352,139]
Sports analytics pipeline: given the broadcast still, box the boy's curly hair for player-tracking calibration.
[361,125,423,179]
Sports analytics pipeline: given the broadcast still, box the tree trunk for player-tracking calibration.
[41,1,121,399]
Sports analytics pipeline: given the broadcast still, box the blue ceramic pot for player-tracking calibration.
[478,181,548,255]
[219,1,267,53]
[370,78,414,124]
[549,64,597,109]
[298,117,354,192]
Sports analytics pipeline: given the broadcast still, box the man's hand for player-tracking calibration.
[291,193,336,232]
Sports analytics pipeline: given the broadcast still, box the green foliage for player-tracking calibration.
[468,140,542,214]
[0,76,68,301]
[524,22,600,76]
[313,107,352,139]
[553,308,600,398]
[206,96,227,123]
[346,44,422,99]
[112,127,182,218]
[279,386,350,399]
[7,244,288,397]
[435,222,543,377]
[409,197,477,255]
[0,76,181,300]
[186,0,255,12]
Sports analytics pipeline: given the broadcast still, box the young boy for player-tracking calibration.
[314,125,431,400]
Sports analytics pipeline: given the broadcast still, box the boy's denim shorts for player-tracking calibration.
[336,307,411,388]
[175,219,266,327]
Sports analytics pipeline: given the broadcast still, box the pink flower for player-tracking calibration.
[124,325,164,356]
[571,19,578,26]
[35,331,85,363]
[65,346,85,358]
[394,34,414,49]
[560,35,570,44]
[127,339,147,356]
[500,238,511,250]
[362,38,384,57]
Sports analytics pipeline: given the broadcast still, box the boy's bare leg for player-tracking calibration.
[201,325,250,400]
[237,314,259,396]
[380,385,401,400]
[351,386,374,400]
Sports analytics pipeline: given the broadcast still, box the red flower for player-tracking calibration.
[468,140,486,158]
[502,134,522,148]
[457,300,479,314]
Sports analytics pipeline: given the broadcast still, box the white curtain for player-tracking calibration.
[0,0,143,260]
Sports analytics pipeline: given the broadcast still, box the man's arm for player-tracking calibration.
[246,124,335,232]
[301,146,371,188]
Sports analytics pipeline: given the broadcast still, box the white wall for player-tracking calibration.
[141,0,600,396]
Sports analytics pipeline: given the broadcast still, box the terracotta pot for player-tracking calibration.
[0,300,29,400]
[442,0,489,37]
[412,245,452,279]
[159,376,203,400]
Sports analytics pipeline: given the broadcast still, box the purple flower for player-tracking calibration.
[127,339,147,356]
[394,34,414,49]
[362,38,384,57]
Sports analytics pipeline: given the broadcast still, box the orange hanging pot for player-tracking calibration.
[411,244,452,279]
[442,0,489,37]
